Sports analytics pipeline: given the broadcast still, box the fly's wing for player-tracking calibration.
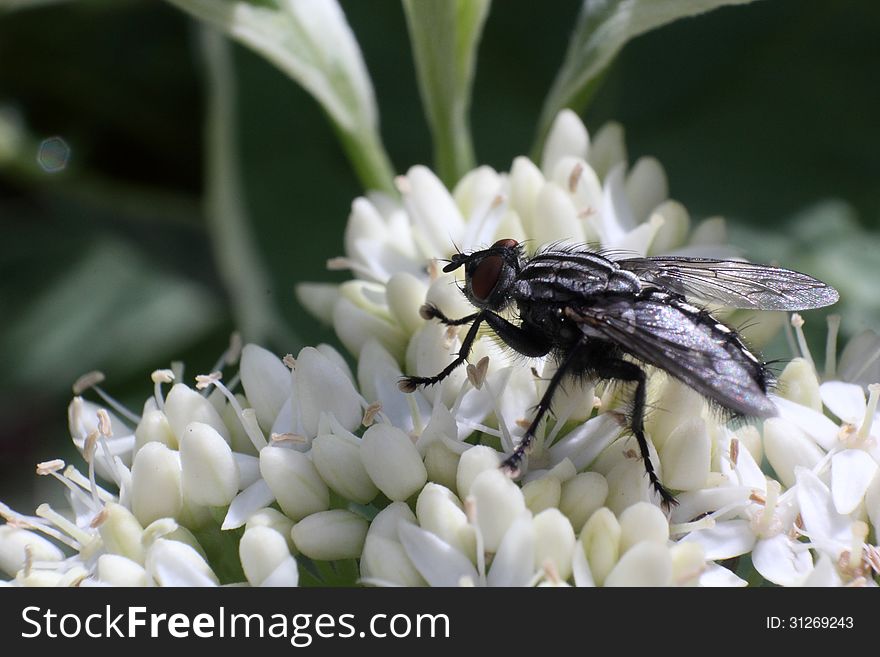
[567,297,776,418]
[616,256,839,310]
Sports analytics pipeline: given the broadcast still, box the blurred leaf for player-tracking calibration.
[1,236,222,391]
[0,0,72,12]
[165,0,396,192]
[200,27,297,346]
[402,0,490,185]
[534,0,759,155]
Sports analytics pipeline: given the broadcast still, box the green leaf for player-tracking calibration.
[165,0,396,193]
[402,0,490,186]
[533,0,759,156]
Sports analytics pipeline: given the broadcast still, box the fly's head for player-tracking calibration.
[443,238,522,312]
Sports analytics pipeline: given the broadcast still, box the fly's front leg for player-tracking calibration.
[398,311,485,392]
[594,357,677,509]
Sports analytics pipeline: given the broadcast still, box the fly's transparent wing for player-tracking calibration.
[567,298,776,418]
[617,256,839,310]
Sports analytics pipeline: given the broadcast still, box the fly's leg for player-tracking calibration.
[593,357,677,509]
[398,312,484,392]
[501,345,579,475]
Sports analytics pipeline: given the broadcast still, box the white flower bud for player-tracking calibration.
[579,507,621,587]
[469,469,527,552]
[509,156,544,233]
[559,472,608,533]
[522,476,562,515]
[763,417,824,488]
[405,322,467,407]
[291,510,368,561]
[222,394,259,456]
[605,459,653,515]
[456,445,501,499]
[143,519,206,559]
[179,422,239,507]
[96,554,149,587]
[295,346,363,437]
[542,109,589,174]
[240,344,291,432]
[259,445,329,521]
[647,200,689,254]
[424,442,460,491]
[424,273,476,325]
[0,526,64,577]
[670,542,705,587]
[146,538,218,587]
[312,432,378,504]
[361,424,427,501]
[134,409,177,453]
[333,293,408,362]
[625,156,668,223]
[735,424,763,467]
[659,417,711,491]
[240,526,299,587]
[587,121,626,180]
[386,272,429,335]
[532,508,575,581]
[295,282,340,325]
[98,502,145,564]
[130,441,182,525]
[618,502,669,555]
[604,541,672,587]
[533,182,584,246]
[164,384,230,445]
[416,483,476,560]
[402,165,466,251]
[778,358,822,411]
[360,503,426,586]
[245,508,296,553]
[644,377,705,450]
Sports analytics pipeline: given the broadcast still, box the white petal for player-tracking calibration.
[240,526,294,587]
[800,553,843,587]
[571,539,596,587]
[699,564,747,587]
[398,522,478,587]
[680,519,756,560]
[559,472,608,533]
[385,272,430,335]
[669,487,750,525]
[416,483,475,560]
[233,453,261,489]
[296,346,363,437]
[624,156,667,223]
[130,442,182,525]
[312,432,378,504]
[795,467,852,548]
[777,358,822,411]
[402,165,465,253]
[469,469,528,552]
[179,422,239,507]
[532,508,575,581]
[164,384,230,445]
[361,424,427,501]
[579,507,621,587]
[659,417,711,491]
[260,556,300,587]
[222,479,276,530]
[819,381,867,424]
[762,417,825,488]
[239,344,291,431]
[618,502,669,554]
[531,182,585,251]
[586,121,626,181]
[549,413,621,470]
[604,542,672,587]
[771,395,839,451]
[752,534,813,586]
[146,538,218,587]
[831,449,878,514]
[295,282,340,324]
[456,445,502,499]
[259,446,329,521]
[541,109,589,175]
[487,513,536,587]
[0,526,64,577]
[95,554,149,587]
[291,510,368,561]
[508,156,545,235]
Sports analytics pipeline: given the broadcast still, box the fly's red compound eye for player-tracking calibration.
[492,238,519,249]
[470,255,503,302]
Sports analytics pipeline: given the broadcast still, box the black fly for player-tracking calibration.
[399,239,839,507]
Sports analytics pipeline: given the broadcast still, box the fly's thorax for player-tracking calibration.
[514,250,642,302]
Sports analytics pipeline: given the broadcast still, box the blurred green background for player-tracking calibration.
[1,0,878,509]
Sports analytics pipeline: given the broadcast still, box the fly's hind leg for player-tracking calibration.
[593,357,677,509]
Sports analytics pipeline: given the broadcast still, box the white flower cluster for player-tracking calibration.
[2,112,876,587]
